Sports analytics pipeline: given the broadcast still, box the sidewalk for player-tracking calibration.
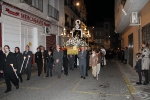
[116,59,150,100]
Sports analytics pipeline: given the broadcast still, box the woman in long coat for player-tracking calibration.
[141,41,150,85]
[15,47,23,83]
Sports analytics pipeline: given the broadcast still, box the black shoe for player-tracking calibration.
[46,76,49,77]
[4,90,11,93]
[80,76,83,78]
[51,75,52,77]
[70,68,72,70]
[16,85,19,89]
[66,73,68,76]
[26,78,30,80]
[20,80,23,83]
[86,73,88,76]
[136,82,142,85]
[143,81,149,85]
[83,77,86,79]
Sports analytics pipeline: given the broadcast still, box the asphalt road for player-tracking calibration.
[0,61,133,100]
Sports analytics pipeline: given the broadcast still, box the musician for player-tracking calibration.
[14,47,23,83]
[0,45,19,93]
[35,47,42,76]
[23,45,32,80]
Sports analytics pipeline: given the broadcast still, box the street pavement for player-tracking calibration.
[0,60,134,100]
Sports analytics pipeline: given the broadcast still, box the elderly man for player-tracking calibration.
[78,46,87,79]
[23,45,32,80]
[53,45,63,79]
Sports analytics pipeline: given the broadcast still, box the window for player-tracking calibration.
[48,5,59,20]
[65,14,69,26]
[21,0,43,11]
[142,23,150,43]
[105,24,108,29]
[71,18,74,28]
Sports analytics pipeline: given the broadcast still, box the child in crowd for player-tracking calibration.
[135,53,142,85]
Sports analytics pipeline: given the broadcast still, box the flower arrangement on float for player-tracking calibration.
[65,36,88,55]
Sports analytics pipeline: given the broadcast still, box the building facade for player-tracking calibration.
[93,20,113,50]
[0,0,64,53]
[115,0,149,66]
[62,0,87,46]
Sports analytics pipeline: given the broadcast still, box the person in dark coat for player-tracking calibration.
[14,47,23,83]
[23,45,32,80]
[78,46,87,79]
[0,45,19,93]
[86,47,90,76]
[53,45,63,79]
[68,55,75,70]
[35,47,42,76]
[135,53,142,85]
[0,46,4,80]
[45,50,54,77]
[63,48,68,76]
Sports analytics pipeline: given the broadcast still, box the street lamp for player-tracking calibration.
[76,2,80,6]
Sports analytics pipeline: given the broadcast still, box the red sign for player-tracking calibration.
[2,4,51,27]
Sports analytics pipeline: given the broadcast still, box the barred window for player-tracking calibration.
[142,23,150,43]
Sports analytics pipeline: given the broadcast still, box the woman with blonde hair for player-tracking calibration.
[89,49,98,80]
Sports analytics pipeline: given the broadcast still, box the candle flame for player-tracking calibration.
[10,64,13,66]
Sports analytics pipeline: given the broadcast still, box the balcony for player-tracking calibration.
[64,0,80,18]
[115,0,149,33]
[48,5,59,21]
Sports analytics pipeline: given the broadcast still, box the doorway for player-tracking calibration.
[128,33,133,67]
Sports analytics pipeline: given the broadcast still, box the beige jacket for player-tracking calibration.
[89,54,98,67]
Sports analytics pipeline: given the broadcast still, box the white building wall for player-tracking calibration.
[2,14,21,52]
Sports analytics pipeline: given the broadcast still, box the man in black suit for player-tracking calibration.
[63,48,68,76]
[0,45,19,93]
[0,46,3,80]
[23,45,32,80]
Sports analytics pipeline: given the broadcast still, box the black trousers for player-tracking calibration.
[46,63,53,76]
[17,73,23,82]
[74,55,77,68]
[63,60,68,75]
[143,70,149,82]
[25,66,31,79]
[43,62,46,73]
[137,70,142,83]
[4,72,19,91]
[37,62,42,76]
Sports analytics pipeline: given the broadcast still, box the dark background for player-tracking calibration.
[84,0,115,26]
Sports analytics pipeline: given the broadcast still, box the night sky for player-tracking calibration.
[84,0,115,26]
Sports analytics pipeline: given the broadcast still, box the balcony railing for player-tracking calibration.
[64,0,80,18]
[48,5,59,21]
